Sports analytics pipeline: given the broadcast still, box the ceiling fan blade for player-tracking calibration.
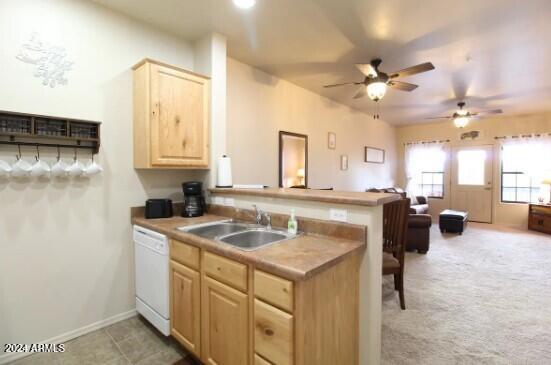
[472,109,503,116]
[425,116,453,120]
[353,86,367,99]
[355,63,377,77]
[323,82,362,88]
[388,81,418,92]
[389,62,435,79]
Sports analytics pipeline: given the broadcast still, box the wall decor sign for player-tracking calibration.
[340,155,348,170]
[16,33,73,88]
[328,132,336,149]
[364,146,385,164]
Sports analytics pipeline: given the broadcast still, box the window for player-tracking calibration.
[501,142,546,204]
[457,150,486,185]
[420,171,444,198]
[501,171,541,203]
[405,143,446,199]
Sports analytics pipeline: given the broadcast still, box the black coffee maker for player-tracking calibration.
[182,181,206,217]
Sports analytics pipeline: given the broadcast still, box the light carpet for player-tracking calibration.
[382,223,551,364]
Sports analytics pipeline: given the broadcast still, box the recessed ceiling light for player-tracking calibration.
[233,0,256,9]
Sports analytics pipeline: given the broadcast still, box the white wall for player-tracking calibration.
[226,58,397,192]
[0,0,207,354]
[396,113,551,227]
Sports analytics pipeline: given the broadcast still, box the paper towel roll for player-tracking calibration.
[216,155,233,188]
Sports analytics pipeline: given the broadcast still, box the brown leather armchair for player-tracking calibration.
[406,214,432,254]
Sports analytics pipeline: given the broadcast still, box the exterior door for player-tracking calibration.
[202,276,249,365]
[451,145,493,223]
[170,260,201,357]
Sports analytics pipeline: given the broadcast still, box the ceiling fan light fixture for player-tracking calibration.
[454,116,470,128]
[367,81,387,101]
[232,0,256,9]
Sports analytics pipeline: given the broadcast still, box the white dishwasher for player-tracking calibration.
[133,225,170,336]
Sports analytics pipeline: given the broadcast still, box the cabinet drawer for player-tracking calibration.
[254,299,294,365]
[529,214,551,233]
[171,240,200,270]
[255,354,273,365]
[531,206,551,216]
[254,270,294,313]
[203,252,248,292]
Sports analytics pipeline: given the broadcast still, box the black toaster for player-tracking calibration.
[145,199,173,219]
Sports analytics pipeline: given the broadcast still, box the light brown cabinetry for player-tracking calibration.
[133,59,210,169]
[202,276,250,365]
[170,260,201,357]
[254,299,294,364]
[169,239,361,365]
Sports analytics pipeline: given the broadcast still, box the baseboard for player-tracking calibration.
[0,309,137,365]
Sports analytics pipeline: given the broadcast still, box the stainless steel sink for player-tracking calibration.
[218,228,296,251]
[178,221,298,251]
[178,220,249,239]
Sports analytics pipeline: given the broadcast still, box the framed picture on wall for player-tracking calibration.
[340,155,348,170]
[364,146,385,164]
[328,132,336,149]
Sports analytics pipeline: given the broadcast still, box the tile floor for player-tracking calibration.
[9,316,199,365]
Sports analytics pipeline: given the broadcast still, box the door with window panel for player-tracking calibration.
[451,145,493,223]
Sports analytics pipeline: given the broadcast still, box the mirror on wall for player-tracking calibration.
[279,131,308,188]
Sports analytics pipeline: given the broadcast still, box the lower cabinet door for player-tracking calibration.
[254,299,294,365]
[170,260,201,357]
[202,276,249,365]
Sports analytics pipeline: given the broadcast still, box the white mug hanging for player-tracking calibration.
[0,159,12,178]
[11,145,32,178]
[83,155,102,177]
[30,145,50,178]
[51,147,69,178]
[68,148,84,177]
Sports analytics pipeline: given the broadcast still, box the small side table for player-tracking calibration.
[529,204,551,234]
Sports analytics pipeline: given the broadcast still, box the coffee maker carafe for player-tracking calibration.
[182,181,206,217]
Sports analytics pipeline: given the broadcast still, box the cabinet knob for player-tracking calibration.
[175,116,180,123]
[264,328,274,336]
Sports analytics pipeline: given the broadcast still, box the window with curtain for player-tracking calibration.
[405,142,446,199]
[500,136,551,204]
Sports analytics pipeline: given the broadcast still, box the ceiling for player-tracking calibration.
[93,0,551,126]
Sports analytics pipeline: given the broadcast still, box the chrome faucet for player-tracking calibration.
[252,204,263,225]
[252,205,272,230]
[263,212,272,230]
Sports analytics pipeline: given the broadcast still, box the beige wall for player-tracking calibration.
[396,112,551,227]
[0,0,207,355]
[226,58,397,192]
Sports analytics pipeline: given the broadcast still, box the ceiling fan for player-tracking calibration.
[427,102,503,128]
[323,58,435,102]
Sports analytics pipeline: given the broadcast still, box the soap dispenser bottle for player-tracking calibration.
[288,209,298,234]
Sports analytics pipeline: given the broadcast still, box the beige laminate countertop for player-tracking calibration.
[209,187,399,207]
[132,214,366,281]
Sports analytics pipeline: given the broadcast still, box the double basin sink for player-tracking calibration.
[178,220,298,251]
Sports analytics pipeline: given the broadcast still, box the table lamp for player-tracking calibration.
[297,168,305,186]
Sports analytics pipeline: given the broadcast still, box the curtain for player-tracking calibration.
[405,142,446,198]
[501,135,551,183]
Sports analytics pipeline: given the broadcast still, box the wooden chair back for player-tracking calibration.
[383,198,410,259]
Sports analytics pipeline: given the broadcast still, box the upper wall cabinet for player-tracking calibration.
[133,59,210,169]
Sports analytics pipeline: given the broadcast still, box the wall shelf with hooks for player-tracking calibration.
[0,110,101,153]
